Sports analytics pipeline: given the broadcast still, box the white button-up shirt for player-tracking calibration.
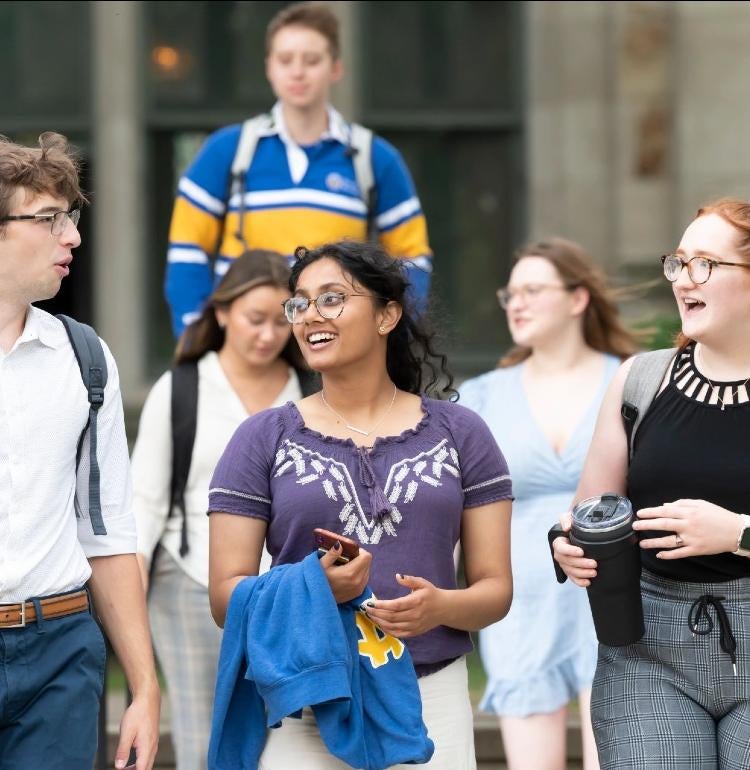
[132,351,301,587]
[0,306,136,601]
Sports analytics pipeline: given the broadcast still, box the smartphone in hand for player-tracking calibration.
[314,528,360,565]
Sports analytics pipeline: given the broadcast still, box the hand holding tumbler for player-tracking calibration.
[548,494,644,646]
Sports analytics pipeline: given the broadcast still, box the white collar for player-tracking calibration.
[268,102,351,184]
[18,306,66,350]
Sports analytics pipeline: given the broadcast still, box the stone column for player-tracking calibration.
[674,1,750,222]
[610,1,677,271]
[525,1,617,263]
[526,2,683,273]
[91,1,146,401]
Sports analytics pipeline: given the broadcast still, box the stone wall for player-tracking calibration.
[527,1,750,278]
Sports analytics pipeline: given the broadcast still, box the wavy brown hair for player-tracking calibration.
[499,237,639,367]
[290,240,456,399]
[675,197,750,351]
[175,249,306,370]
[0,132,87,230]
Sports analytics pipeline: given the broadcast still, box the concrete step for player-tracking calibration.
[474,711,583,768]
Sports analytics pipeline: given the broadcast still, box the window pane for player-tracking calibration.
[361,1,523,114]
[382,130,525,373]
[144,130,227,374]
[146,1,287,114]
[0,2,90,120]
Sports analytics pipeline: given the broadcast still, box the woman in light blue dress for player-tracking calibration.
[460,238,638,770]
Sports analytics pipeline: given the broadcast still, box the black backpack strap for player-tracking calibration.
[169,360,199,556]
[296,367,321,397]
[621,348,677,463]
[57,314,108,536]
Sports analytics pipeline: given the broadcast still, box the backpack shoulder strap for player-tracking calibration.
[230,113,274,200]
[228,112,275,253]
[621,347,677,463]
[348,122,376,241]
[169,360,199,556]
[57,314,108,536]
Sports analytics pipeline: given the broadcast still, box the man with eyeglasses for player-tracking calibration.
[0,133,159,770]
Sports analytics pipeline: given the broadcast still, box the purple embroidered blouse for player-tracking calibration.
[208,396,513,667]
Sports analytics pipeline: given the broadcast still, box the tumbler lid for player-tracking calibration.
[571,494,633,534]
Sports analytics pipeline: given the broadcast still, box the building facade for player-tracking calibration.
[3,1,748,404]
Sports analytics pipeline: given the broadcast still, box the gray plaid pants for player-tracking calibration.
[149,550,222,770]
[591,568,750,769]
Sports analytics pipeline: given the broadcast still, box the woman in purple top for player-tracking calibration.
[208,240,513,770]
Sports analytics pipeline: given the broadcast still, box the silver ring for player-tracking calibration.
[675,534,684,548]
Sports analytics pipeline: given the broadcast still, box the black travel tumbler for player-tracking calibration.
[547,494,644,646]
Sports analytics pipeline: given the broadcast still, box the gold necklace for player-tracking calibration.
[320,385,398,436]
[696,345,750,411]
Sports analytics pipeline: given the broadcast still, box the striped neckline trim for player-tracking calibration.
[673,345,750,408]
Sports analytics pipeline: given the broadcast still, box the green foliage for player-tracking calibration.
[106,659,165,691]
[467,644,487,705]
[632,313,682,351]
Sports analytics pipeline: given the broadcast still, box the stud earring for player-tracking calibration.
[379,326,386,334]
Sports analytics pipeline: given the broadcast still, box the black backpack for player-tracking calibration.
[168,361,320,555]
[57,314,108,536]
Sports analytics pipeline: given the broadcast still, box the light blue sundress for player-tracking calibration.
[459,354,619,716]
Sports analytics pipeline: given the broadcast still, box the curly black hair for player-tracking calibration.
[290,240,456,399]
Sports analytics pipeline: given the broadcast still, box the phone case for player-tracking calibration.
[313,528,359,562]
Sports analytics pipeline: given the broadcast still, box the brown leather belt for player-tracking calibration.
[0,590,89,629]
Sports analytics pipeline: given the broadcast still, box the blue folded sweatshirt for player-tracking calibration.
[208,552,434,770]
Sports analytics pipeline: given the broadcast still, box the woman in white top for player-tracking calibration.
[132,249,316,770]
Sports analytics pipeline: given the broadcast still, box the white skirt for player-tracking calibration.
[259,656,476,770]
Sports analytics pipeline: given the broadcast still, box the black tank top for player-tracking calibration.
[628,343,750,581]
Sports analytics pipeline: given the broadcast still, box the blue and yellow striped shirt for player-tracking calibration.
[165,109,431,335]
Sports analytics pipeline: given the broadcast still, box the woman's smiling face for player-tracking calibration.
[671,213,750,345]
[503,256,583,349]
[291,257,386,373]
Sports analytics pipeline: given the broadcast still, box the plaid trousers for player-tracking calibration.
[591,568,750,770]
[149,550,222,770]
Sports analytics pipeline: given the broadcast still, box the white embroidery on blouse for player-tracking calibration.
[273,438,462,544]
[274,440,372,538]
[209,487,271,505]
[462,474,511,494]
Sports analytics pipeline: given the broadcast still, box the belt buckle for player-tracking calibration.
[0,601,26,628]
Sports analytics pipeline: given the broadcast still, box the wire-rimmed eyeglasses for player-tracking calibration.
[496,283,574,309]
[281,291,380,324]
[661,253,750,284]
[0,208,81,237]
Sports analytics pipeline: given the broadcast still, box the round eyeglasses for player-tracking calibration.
[0,208,81,237]
[661,253,750,284]
[496,283,573,309]
[281,291,379,324]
